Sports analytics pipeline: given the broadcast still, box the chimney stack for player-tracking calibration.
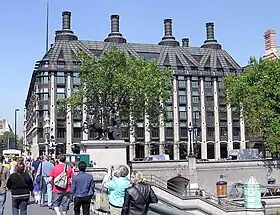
[62,11,71,30]
[201,22,221,49]
[104,14,126,43]
[158,18,179,46]
[206,22,215,40]
[182,38,189,47]
[264,29,276,53]
[111,15,120,33]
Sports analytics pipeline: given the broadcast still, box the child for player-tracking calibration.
[26,166,40,204]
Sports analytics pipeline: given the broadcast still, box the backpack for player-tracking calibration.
[54,164,68,189]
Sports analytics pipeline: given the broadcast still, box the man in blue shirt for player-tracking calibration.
[71,161,95,215]
[36,155,54,208]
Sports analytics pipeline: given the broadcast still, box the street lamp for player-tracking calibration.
[188,122,194,157]
[43,114,50,156]
[14,109,20,149]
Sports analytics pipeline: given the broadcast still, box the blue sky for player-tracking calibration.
[0,0,280,136]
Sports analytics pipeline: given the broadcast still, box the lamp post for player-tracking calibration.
[14,109,20,149]
[188,122,194,157]
[43,114,50,156]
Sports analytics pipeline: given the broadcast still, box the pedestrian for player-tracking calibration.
[31,157,41,177]
[71,161,95,215]
[10,157,17,174]
[49,154,74,215]
[121,170,158,215]
[0,155,10,215]
[36,155,54,208]
[103,165,130,215]
[7,162,34,215]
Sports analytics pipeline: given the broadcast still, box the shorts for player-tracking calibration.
[52,192,71,212]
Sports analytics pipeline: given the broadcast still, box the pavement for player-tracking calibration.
[4,192,95,215]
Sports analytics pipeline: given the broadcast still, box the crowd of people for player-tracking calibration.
[0,154,158,215]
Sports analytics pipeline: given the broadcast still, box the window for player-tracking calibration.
[180,127,188,138]
[233,127,240,136]
[0,125,3,129]
[206,96,213,102]
[73,77,80,85]
[194,127,201,138]
[151,127,159,138]
[220,127,227,136]
[135,127,144,138]
[193,111,200,119]
[165,128,173,138]
[205,81,212,88]
[206,111,214,117]
[179,91,186,104]
[57,88,65,93]
[57,61,65,68]
[73,128,82,138]
[43,104,48,110]
[220,112,227,119]
[40,88,49,93]
[218,81,223,89]
[167,96,173,104]
[72,87,79,94]
[178,80,186,88]
[192,96,199,104]
[57,93,65,100]
[39,77,49,84]
[57,128,65,139]
[207,127,214,136]
[192,81,198,88]
[38,94,48,101]
[57,77,65,84]
[73,122,82,128]
[179,111,187,120]
[166,106,173,121]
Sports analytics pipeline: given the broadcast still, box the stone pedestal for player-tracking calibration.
[80,140,128,168]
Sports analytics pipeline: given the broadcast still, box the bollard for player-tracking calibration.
[244,176,262,209]
[216,180,227,204]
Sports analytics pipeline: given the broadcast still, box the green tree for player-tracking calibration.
[61,47,172,136]
[224,57,280,153]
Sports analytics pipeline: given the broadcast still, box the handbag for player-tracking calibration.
[94,185,110,213]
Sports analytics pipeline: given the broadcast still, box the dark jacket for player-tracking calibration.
[7,172,34,197]
[121,182,158,215]
[71,171,95,198]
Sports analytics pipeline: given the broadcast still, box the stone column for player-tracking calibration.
[144,113,150,157]
[129,114,136,161]
[240,105,246,149]
[173,77,179,160]
[50,72,56,146]
[187,77,192,155]
[66,73,73,154]
[213,78,221,159]
[227,104,233,152]
[159,99,165,155]
[200,77,207,159]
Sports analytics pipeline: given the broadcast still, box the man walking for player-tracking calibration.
[49,154,74,215]
[0,155,10,215]
[71,161,95,215]
[36,155,54,208]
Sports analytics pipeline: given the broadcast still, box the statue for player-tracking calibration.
[82,112,122,140]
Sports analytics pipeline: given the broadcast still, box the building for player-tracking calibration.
[0,119,12,135]
[263,29,280,60]
[25,11,245,160]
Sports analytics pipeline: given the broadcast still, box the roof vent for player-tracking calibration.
[55,11,78,41]
[201,22,221,49]
[182,38,189,47]
[104,15,127,43]
[158,19,179,46]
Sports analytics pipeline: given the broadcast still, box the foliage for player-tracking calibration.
[0,131,23,151]
[224,57,280,152]
[62,47,173,130]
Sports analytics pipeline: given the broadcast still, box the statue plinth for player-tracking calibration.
[80,140,128,168]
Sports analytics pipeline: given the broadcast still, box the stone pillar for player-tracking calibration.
[187,77,192,155]
[173,77,179,160]
[144,112,150,157]
[213,78,220,159]
[159,99,165,155]
[200,77,207,159]
[129,114,136,161]
[227,104,233,152]
[240,105,246,149]
[50,72,56,146]
[66,73,72,154]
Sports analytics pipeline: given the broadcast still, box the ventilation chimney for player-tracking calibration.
[182,38,189,47]
[55,11,78,41]
[201,22,221,49]
[264,29,277,55]
[104,15,126,43]
[158,19,179,46]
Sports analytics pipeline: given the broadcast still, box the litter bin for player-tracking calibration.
[216,180,227,198]
[268,178,276,193]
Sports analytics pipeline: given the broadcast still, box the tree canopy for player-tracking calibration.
[224,57,280,152]
[61,47,173,130]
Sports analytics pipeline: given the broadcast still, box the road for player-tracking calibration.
[4,192,96,215]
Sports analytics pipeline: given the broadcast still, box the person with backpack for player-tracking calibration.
[121,170,158,215]
[49,154,74,215]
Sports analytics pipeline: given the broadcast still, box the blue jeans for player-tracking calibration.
[0,189,6,215]
[40,177,52,206]
[12,197,29,215]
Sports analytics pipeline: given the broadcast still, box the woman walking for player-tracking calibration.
[7,163,34,215]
